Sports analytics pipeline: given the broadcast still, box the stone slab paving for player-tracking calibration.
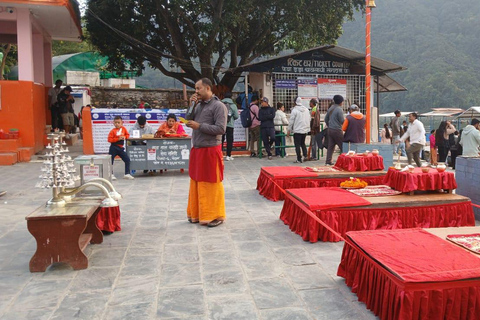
[0,152,379,320]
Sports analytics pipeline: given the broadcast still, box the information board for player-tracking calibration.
[127,138,191,170]
[127,145,147,170]
[317,78,347,100]
[91,109,192,154]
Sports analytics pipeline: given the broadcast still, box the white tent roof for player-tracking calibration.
[455,107,480,119]
[379,111,415,118]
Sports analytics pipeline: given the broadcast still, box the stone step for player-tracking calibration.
[0,152,18,165]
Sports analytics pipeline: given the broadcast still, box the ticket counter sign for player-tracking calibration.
[318,78,347,100]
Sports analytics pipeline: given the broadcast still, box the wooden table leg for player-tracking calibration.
[85,207,103,244]
[27,218,89,272]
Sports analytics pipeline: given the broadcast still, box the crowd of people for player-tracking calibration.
[382,110,480,168]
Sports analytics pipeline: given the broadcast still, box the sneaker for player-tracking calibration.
[268,156,273,160]
[250,153,256,158]
[123,174,135,180]
[325,163,334,166]
[111,175,117,181]
[225,156,234,161]
[294,159,303,163]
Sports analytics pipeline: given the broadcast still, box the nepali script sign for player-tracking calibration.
[275,59,351,74]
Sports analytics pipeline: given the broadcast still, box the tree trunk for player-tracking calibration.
[0,44,11,80]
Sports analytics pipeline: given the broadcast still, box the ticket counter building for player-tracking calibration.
[234,45,407,142]
[0,0,82,164]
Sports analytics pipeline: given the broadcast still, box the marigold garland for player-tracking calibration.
[340,177,368,188]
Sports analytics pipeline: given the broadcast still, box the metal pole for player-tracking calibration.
[365,2,372,144]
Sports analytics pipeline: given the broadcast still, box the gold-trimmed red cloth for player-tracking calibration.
[189,145,224,183]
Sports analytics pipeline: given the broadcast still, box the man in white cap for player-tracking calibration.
[288,97,311,163]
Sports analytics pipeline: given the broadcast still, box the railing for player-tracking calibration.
[257,125,324,159]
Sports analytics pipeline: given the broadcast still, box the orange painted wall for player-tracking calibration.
[0,81,47,153]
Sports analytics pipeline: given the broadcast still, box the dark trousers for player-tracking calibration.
[293,133,307,161]
[326,128,344,164]
[275,131,285,156]
[261,127,276,156]
[51,106,61,130]
[221,127,234,157]
[437,145,448,163]
[109,145,130,175]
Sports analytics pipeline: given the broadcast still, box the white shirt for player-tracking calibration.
[400,119,425,145]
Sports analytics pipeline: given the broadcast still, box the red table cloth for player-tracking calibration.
[96,206,121,232]
[256,167,386,201]
[338,228,480,320]
[335,154,384,172]
[287,187,371,210]
[383,167,457,193]
[280,188,474,242]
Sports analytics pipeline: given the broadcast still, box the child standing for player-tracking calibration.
[108,116,134,180]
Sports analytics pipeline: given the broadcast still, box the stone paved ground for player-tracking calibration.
[0,150,380,320]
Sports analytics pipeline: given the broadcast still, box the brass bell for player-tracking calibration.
[367,0,376,8]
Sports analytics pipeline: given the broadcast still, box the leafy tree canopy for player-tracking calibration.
[86,0,364,89]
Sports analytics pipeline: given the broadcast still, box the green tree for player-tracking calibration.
[86,0,364,89]
[1,44,17,80]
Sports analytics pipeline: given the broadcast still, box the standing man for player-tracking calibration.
[324,95,345,165]
[390,110,406,155]
[57,86,75,135]
[342,104,365,143]
[48,79,63,130]
[186,78,227,227]
[258,97,276,160]
[248,95,261,157]
[460,119,480,156]
[399,112,425,167]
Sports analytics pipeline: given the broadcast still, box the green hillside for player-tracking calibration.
[338,0,480,114]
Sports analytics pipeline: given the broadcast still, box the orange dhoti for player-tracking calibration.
[187,145,226,224]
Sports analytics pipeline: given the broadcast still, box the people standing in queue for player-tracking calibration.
[288,97,311,163]
[258,97,276,160]
[221,92,239,161]
[48,79,63,131]
[108,116,134,180]
[324,95,345,166]
[248,95,261,157]
[342,104,366,143]
[399,112,425,167]
[185,78,227,227]
[310,99,321,160]
[274,102,289,157]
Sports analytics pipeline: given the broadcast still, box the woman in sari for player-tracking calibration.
[156,113,186,136]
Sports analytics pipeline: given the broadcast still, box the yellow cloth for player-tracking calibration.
[187,179,226,224]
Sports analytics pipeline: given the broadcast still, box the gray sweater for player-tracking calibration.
[324,104,344,130]
[186,96,227,148]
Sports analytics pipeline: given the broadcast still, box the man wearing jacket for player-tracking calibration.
[258,97,276,160]
[221,92,239,161]
[342,104,365,143]
[460,118,480,157]
[288,97,311,163]
[324,95,345,165]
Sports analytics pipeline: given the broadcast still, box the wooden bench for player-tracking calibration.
[25,199,103,272]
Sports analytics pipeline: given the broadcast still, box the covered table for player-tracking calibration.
[256,166,386,201]
[335,153,384,172]
[383,167,457,193]
[280,188,474,242]
[337,228,480,320]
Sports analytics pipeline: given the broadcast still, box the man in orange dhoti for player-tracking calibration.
[186,78,228,227]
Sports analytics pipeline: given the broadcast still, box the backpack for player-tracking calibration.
[240,104,257,128]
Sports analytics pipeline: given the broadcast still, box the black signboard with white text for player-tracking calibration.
[127,138,191,170]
